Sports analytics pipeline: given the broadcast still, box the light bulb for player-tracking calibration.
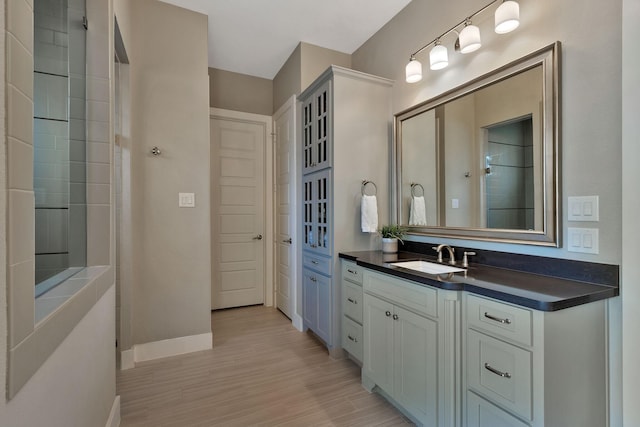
[429,42,449,70]
[495,0,520,34]
[459,22,481,54]
[405,57,423,83]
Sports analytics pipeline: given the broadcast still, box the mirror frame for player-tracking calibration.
[393,42,561,246]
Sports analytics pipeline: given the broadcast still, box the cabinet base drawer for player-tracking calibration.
[467,330,532,421]
[342,316,363,362]
[303,252,332,276]
[343,280,363,323]
[467,391,529,427]
[467,294,532,347]
[341,260,363,284]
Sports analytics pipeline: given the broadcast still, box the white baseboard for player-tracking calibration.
[119,332,212,369]
[120,349,135,370]
[105,395,120,427]
[292,313,304,332]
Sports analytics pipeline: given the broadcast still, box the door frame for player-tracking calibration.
[272,95,301,328]
[209,108,274,308]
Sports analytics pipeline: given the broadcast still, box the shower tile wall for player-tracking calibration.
[485,119,534,230]
[33,0,86,284]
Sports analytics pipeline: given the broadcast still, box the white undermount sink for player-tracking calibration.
[391,260,465,275]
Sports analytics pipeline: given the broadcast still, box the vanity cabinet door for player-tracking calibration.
[303,268,331,344]
[393,305,438,427]
[303,268,318,330]
[363,294,395,393]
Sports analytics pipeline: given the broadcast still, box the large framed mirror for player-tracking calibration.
[393,42,560,246]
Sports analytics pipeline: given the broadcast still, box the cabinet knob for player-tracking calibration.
[392,314,399,321]
[385,311,391,317]
[309,276,317,282]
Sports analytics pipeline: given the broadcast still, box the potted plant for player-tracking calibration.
[379,224,407,254]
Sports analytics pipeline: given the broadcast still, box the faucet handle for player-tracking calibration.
[432,246,443,263]
[462,251,476,268]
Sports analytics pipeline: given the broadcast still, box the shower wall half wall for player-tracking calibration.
[33,0,86,285]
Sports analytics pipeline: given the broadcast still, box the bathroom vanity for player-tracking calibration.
[340,250,618,427]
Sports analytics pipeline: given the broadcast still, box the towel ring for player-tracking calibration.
[411,183,425,197]
[361,180,377,196]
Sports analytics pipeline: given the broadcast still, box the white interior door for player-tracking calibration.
[274,98,296,318]
[211,113,267,309]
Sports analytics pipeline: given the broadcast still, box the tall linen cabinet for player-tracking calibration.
[299,66,393,354]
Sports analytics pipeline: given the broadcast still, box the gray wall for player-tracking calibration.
[209,68,273,115]
[272,42,351,113]
[621,0,640,424]
[273,43,301,113]
[117,0,212,346]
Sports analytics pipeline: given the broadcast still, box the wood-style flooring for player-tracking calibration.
[117,305,412,426]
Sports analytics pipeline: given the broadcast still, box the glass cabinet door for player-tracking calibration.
[302,169,332,256]
[301,80,332,174]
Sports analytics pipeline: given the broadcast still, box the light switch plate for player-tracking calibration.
[568,196,599,222]
[567,227,599,254]
[179,192,195,208]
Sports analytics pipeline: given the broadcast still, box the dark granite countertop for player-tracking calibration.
[339,251,619,311]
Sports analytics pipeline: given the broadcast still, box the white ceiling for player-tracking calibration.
[158,0,412,79]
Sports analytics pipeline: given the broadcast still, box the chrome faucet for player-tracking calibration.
[432,244,456,265]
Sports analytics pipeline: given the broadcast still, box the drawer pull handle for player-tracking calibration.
[309,276,317,282]
[347,269,358,275]
[484,363,512,379]
[484,312,512,325]
[385,311,391,317]
[347,298,357,305]
[348,335,358,343]
[392,314,399,321]
[311,260,319,265]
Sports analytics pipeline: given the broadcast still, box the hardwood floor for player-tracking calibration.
[117,305,412,426]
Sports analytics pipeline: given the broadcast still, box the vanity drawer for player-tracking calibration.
[343,280,363,323]
[341,261,363,284]
[342,316,363,362]
[303,252,332,276]
[363,270,437,318]
[467,330,532,421]
[467,391,529,427]
[467,294,532,347]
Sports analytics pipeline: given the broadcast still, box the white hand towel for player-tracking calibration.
[409,196,427,226]
[361,195,378,233]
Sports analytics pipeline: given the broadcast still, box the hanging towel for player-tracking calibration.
[361,195,378,233]
[409,196,427,226]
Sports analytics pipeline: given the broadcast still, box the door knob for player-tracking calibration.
[253,234,263,240]
[283,238,292,244]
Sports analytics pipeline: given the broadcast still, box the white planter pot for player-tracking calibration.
[382,237,399,254]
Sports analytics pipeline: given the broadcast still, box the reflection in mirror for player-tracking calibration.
[395,43,560,246]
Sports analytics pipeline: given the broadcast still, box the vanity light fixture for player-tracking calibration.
[459,19,482,53]
[495,0,520,34]
[404,0,521,83]
[429,39,449,70]
[405,55,423,83]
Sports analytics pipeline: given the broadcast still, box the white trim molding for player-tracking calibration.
[106,395,121,427]
[120,332,212,369]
